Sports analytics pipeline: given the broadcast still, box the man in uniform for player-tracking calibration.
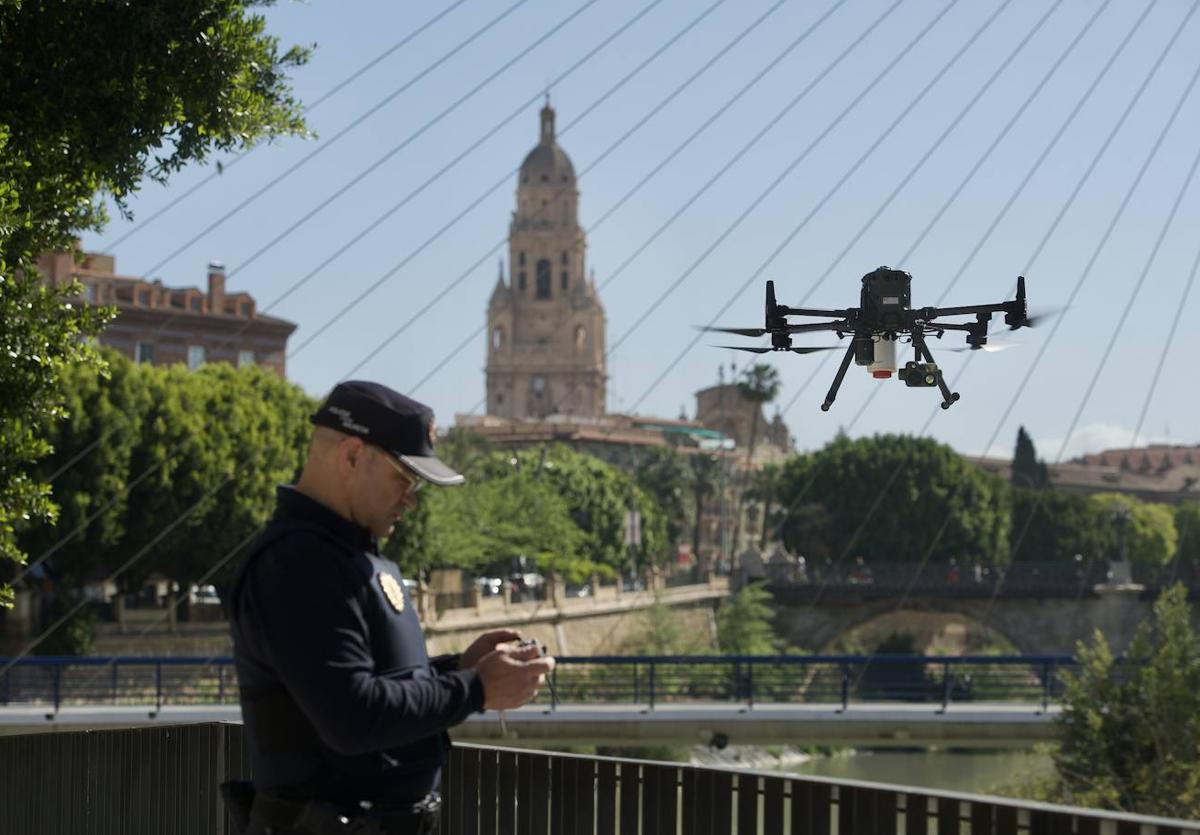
[224,381,554,834]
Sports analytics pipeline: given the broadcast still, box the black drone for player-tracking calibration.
[707,267,1038,411]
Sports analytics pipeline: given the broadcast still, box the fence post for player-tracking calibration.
[53,664,62,712]
[1041,661,1052,714]
[551,666,558,712]
[112,662,119,704]
[840,663,850,712]
[633,664,640,704]
[218,663,226,704]
[155,662,163,711]
[747,662,754,711]
[940,661,952,712]
[648,662,656,711]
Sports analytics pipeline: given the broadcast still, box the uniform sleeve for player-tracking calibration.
[242,542,485,757]
[429,654,463,675]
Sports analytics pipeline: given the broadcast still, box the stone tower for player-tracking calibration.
[486,101,607,420]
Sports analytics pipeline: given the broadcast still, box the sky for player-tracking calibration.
[83,0,1200,463]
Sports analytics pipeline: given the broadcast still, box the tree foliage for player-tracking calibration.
[1088,492,1178,568]
[0,0,308,602]
[716,582,786,654]
[1054,585,1200,818]
[1011,426,1049,489]
[1009,487,1116,563]
[391,438,669,581]
[19,352,315,592]
[775,434,1010,564]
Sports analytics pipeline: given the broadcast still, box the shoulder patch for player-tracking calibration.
[379,572,406,613]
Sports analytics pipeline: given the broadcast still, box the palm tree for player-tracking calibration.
[737,363,781,463]
[688,453,721,570]
[733,364,780,554]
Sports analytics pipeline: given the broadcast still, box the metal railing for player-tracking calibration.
[3,723,1198,834]
[0,654,1076,713]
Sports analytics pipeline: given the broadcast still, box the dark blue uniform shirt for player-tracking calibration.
[228,486,484,804]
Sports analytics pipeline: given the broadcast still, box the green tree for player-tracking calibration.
[1011,426,1049,489]
[1054,585,1200,817]
[1,0,308,603]
[736,364,781,464]
[20,354,314,599]
[634,446,686,553]
[1088,493,1177,569]
[687,453,722,565]
[716,582,784,654]
[745,463,783,549]
[776,434,1010,565]
[425,474,588,581]
[1009,487,1115,563]
[1173,501,1200,577]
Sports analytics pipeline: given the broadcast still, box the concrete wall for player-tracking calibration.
[33,581,729,659]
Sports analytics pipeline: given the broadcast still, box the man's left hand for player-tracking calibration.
[460,629,522,670]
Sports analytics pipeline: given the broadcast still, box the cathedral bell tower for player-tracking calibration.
[486,100,607,420]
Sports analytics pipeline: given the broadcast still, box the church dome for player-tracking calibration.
[520,102,576,185]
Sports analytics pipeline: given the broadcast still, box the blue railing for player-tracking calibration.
[0,654,1078,713]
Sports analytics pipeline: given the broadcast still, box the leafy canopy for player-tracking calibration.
[0,0,308,600]
[1055,585,1200,817]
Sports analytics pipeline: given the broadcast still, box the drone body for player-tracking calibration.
[709,267,1033,411]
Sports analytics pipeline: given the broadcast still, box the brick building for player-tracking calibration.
[37,250,296,376]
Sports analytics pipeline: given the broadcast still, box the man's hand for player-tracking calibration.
[475,650,556,711]
[460,629,521,670]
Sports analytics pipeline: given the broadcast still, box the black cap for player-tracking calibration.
[311,381,465,486]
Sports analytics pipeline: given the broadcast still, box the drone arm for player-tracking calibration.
[922,302,1012,318]
[786,320,852,335]
[779,307,853,318]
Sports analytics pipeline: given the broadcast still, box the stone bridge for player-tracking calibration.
[769,584,1176,656]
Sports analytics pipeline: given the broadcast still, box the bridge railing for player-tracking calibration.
[0,654,1077,713]
[770,560,1118,595]
[4,723,1199,834]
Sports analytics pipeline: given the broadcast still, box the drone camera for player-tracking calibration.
[899,361,939,388]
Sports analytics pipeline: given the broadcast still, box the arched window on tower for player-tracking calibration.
[574,326,587,351]
[492,326,505,350]
[561,252,568,265]
[519,252,526,266]
[536,259,551,299]
[518,272,527,291]
[561,271,568,290]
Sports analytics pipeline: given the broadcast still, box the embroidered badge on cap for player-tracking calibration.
[379,573,406,613]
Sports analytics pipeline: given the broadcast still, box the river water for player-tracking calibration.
[780,748,1054,795]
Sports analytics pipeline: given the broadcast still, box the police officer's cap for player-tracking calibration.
[311,381,465,486]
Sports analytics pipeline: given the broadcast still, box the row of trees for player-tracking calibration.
[771,433,1195,569]
[14,353,671,608]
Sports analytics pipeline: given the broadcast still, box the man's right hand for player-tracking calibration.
[475,648,556,710]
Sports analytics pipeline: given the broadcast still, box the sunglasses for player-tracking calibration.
[378,450,425,496]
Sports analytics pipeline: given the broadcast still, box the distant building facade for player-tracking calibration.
[967,443,1200,505]
[38,251,296,376]
[485,101,607,420]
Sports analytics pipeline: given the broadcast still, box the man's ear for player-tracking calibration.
[339,436,367,474]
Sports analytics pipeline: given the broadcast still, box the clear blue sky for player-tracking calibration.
[82,0,1200,463]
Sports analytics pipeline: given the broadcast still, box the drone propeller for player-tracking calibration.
[702,326,769,337]
[1009,306,1063,330]
[716,345,840,355]
[945,342,1019,353]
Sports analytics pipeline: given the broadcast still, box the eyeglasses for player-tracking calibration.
[379,451,424,496]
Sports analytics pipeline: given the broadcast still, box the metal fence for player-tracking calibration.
[1,654,1076,713]
[3,723,1199,835]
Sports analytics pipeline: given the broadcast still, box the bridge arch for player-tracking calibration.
[769,588,1157,656]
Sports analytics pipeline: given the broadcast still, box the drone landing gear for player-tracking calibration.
[911,332,960,409]
[821,341,858,411]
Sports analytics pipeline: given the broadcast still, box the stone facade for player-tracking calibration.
[694,383,793,466]
[486,102,606,420]
[37,251,296,376]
